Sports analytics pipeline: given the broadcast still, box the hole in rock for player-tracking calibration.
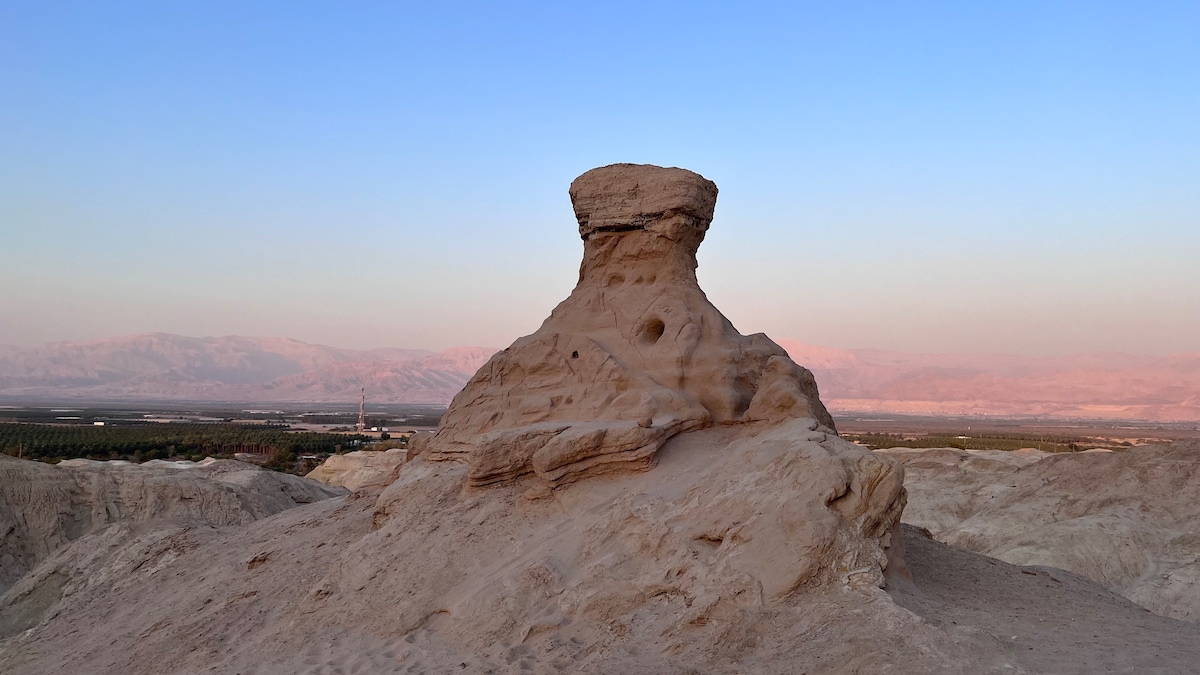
[571,351,579,359]
[606,273,625,287]
[639,317,666,344]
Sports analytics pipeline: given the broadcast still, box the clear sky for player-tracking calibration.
[2,1,1197,356]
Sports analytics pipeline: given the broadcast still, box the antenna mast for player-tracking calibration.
[357,386,366,432]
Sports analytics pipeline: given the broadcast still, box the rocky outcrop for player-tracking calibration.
[410,163,905,618]
[305,449,408,491]
[884,442,1200,621]
[343,164,908,653]
[427,164,834,488]
[0,454,346,596]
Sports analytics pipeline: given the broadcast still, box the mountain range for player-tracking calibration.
[0,333,491,405]
[779,340,1200,422]
[0,333,1197,421]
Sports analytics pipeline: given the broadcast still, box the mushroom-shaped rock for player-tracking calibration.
[426,163,836,488]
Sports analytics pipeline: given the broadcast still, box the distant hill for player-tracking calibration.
[0,333,478,404]
[257,347,497,403]
[1,333,1197,420]
[779,340,1200,422]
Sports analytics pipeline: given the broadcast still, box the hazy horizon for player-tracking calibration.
[3,330,1199,360]
[3,3,1198,357]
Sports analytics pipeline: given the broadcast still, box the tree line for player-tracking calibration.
[842,432,1103,453]
[0,423,371,463]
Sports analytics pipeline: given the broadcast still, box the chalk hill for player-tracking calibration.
[0,454,346,599]
[883,441,1200,622]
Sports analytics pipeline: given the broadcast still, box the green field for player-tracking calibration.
[0,422,372,467]
[840,431,1127,453]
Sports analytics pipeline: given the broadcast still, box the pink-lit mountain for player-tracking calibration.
[778,340,1200,422]
[0,334,489,405]
[0,334,1197,420]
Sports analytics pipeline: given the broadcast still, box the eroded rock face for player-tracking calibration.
[427,164,834,487]
[0,455,346,597]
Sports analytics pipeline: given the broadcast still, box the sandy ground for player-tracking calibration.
[892,525,1200,673]
[7,509,1199,674]
[5,440,1200,674]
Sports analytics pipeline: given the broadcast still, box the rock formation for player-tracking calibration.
[427,164,834,488]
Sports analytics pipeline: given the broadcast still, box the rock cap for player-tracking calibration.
[570,163,718,239]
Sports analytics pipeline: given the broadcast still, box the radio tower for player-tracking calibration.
[357,386,366,432]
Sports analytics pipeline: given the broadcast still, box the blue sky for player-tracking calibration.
[2,1,1197,354]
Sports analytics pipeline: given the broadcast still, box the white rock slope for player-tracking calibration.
[884,441,1200,621]
[0,454,346,596]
